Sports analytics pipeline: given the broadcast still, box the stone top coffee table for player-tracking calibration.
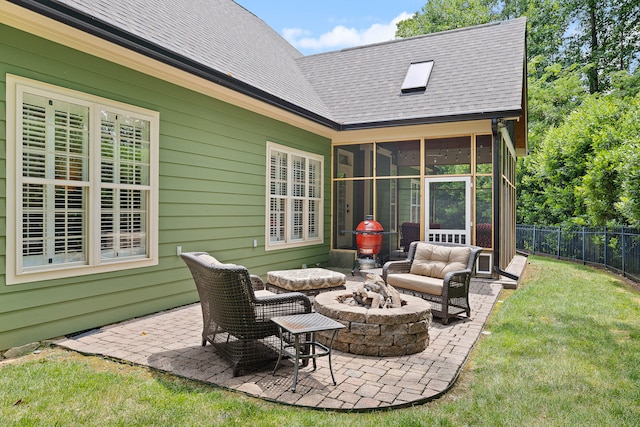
[266,268,346,296]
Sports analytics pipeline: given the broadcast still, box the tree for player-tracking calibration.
[617,142,640,227]
[529,93,640,226]
[499,0,572,73]
[611,94,640,227]
[526,59,586,150]
[397,0,639,88]
[564,0,640,94]
[397,0,640,226]
[516,60,587,224]
[396,0,497,37]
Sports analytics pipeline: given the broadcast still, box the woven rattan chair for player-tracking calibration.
[383,242,482,324]
[180,252,312,376]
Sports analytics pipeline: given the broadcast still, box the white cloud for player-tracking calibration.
[284,12,413,53]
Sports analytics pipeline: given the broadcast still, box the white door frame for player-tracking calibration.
[376,147,397,232]
[424,176,471,245]
[336,149,354,248]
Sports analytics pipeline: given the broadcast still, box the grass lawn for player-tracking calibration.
[2,256,639,426]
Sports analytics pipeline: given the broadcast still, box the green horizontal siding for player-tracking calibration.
[0,24,332,350]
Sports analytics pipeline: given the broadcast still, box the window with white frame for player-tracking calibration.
[6,75,158,284]
[410,179,420,222]
[267,142,323,249]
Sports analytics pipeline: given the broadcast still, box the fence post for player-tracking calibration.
[557,227,561,259]
[582,227,586,265]
[622,227,626,277]
[604,227,608,267]
[532,225,536,254]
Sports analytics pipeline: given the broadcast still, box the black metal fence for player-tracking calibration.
[516,224,640,283]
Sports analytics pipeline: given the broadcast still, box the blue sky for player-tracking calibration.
[234,1,426,55]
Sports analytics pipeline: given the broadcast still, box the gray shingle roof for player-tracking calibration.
[51,0,333,120]
[39,0,526,129]
[296,18,527,126]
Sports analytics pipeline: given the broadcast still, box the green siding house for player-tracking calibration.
[0,0,527,350]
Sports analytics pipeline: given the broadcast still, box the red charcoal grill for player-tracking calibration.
[350,215,385,275]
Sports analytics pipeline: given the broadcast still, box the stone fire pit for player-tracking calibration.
[313,290,432,357]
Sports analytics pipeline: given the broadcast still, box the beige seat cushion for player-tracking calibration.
[410,243,471,279]
[386,273,443,296]
[196,253,237,268]
[254,289,276,298]
[197,253,220,265]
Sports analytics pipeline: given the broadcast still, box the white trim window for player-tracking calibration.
[6,75,159,284]
[410,178,420,223]
[266,142,323,250]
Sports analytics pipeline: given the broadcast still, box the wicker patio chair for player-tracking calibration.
[180,252,312,376]
[400,222,421,251]
[383,242,482,324]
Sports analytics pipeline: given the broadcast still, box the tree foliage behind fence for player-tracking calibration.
[516,225,640,283]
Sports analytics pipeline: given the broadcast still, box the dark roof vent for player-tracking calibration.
[401,61,434,94]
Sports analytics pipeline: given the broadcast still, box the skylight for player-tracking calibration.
[401,61,434,94]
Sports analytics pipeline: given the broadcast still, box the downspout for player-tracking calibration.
[492,119,519,281]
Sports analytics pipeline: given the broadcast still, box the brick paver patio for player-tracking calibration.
[57,258,525,410]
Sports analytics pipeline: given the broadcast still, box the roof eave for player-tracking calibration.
[10,1,526,135]
[340,109,524,131]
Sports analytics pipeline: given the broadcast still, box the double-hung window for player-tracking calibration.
[6,75,159,284]
[267,142,323,249]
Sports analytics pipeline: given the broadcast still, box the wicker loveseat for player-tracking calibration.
[382,241,482,324]
[180,252,312,376]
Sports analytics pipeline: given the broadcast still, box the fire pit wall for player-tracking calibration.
[314,291,432,357]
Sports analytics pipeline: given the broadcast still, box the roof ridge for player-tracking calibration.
[304,17,524,58]
[297,16,527,128]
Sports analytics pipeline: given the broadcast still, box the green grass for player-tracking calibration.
[2,256,640,426]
